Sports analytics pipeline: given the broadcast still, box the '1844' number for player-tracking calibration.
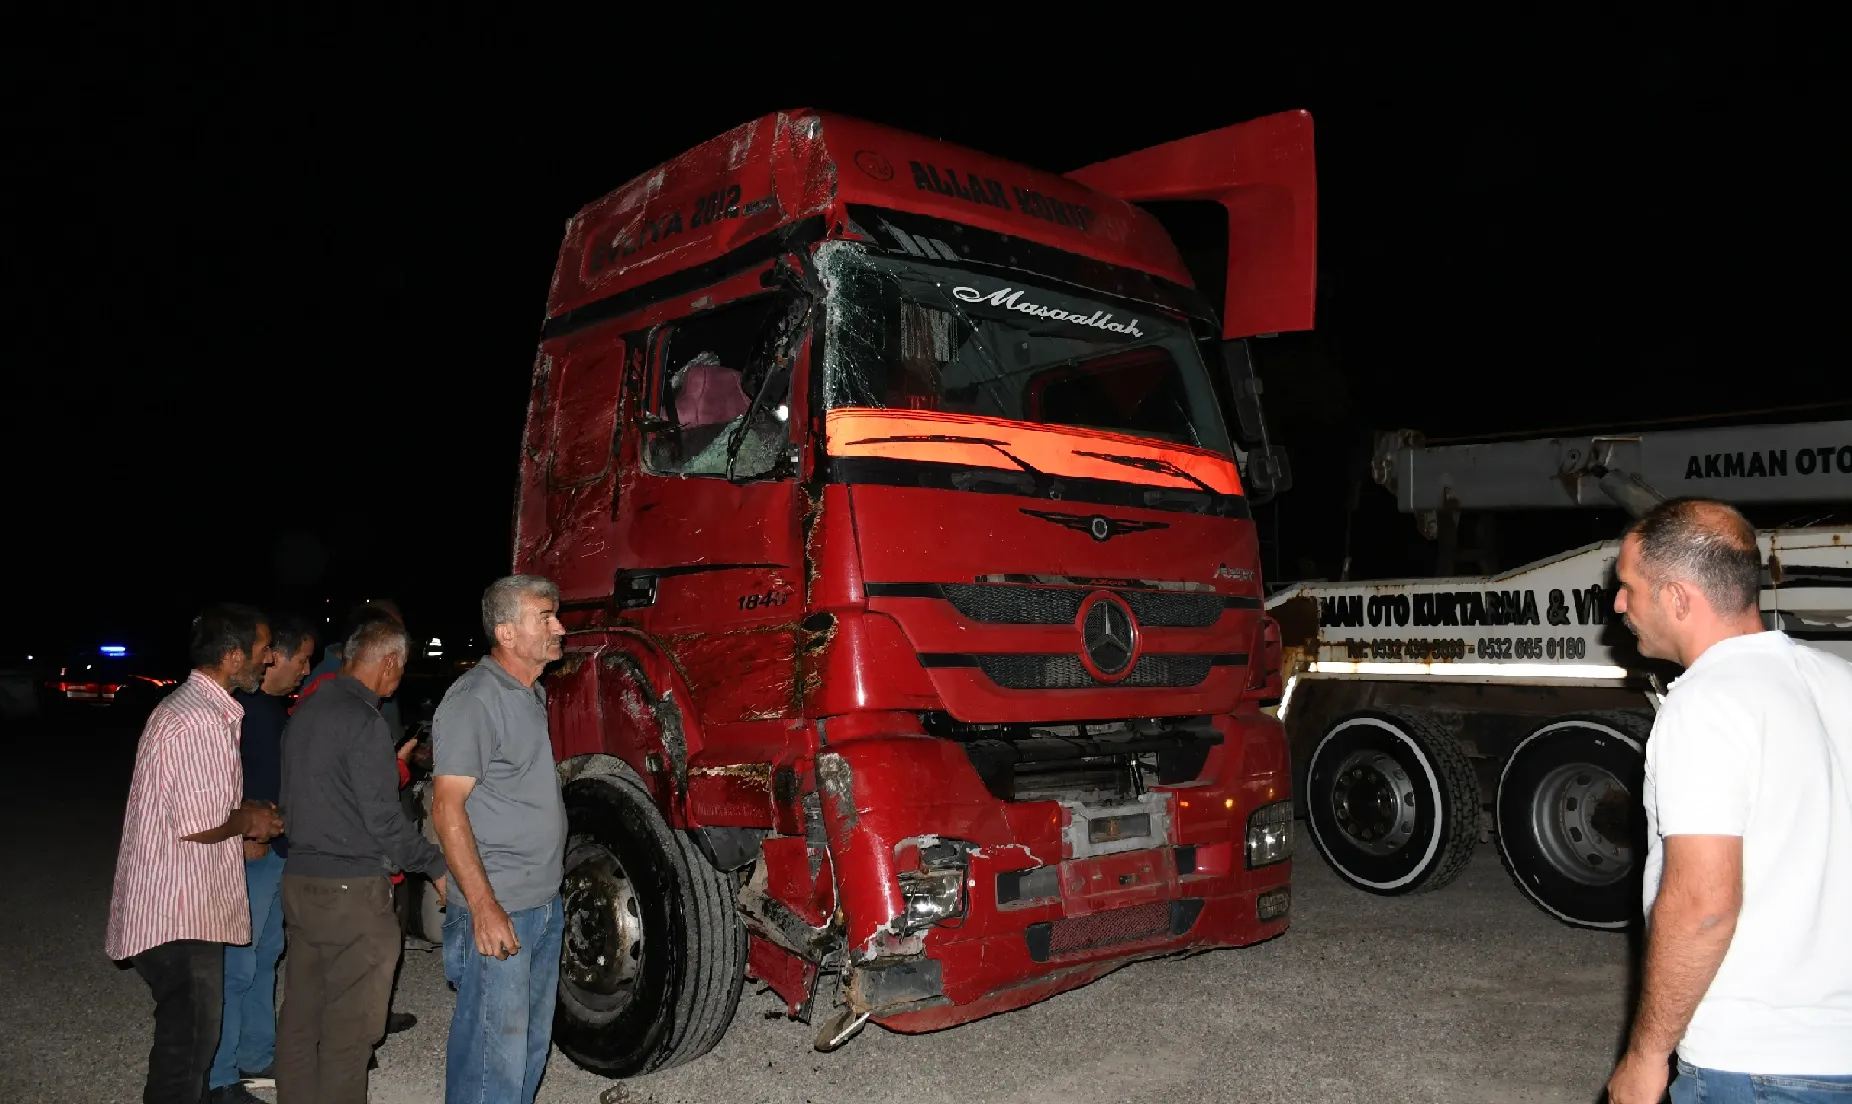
[737,589,791,612]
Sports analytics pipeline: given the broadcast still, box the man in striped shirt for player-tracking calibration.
[106,605,286,1104]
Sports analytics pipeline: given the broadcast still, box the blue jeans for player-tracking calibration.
[1673,1058,1852,1103]
[443,895,563,1104]
[209,849,286,1088]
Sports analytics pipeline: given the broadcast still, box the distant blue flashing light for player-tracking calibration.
[100,645,128,656]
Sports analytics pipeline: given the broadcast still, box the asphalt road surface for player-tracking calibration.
[2,711,1635,1104]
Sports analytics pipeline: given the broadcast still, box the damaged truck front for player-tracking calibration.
[516,109,1317,1077]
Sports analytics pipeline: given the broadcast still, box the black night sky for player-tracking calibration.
[5,14,1842,667]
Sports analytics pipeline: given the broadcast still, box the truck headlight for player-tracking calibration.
[1246,801,1293,868]
[895,839,969,933]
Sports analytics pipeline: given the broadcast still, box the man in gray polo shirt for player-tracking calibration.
[431,575,568,1104]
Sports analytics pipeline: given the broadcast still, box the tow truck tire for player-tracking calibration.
[554,771,747,1078]
[1496,713,1648,930]
[1304,709,1479,896]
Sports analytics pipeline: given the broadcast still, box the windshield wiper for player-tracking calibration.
[853,433,1062,498]
[1071,449,1219,497]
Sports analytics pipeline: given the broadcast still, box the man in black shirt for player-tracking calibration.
[277,617,448,1104]
[207,615,316,1104]
[300,599,406,746]
[295,600,423,1040]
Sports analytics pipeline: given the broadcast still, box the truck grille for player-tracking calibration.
[974,653,1216,690]
[1028,902,1172,960]
[939,584,1227,628]
[929,716,1223,803]
[1025,899,1205,961]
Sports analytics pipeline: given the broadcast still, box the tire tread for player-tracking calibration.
[1307,708,1480,895]
[1379,708,1480,894]
[561,770,747,1076]
[666,826,747,1065]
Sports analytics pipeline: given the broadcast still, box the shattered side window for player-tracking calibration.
[646,293,792,479]
[817,241,1231,456]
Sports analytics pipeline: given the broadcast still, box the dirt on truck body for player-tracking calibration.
[517,108,1318,1077]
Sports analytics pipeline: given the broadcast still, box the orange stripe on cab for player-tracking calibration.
[824,407,1243,496]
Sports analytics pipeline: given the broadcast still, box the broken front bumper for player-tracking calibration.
[816,713,1292,1032]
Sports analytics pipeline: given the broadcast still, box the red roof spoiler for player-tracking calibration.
[1067,110,1317,340]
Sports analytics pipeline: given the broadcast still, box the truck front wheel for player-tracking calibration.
[1496,714,1647,929]
[553,772,747,1077]
[1304,709,1479,896]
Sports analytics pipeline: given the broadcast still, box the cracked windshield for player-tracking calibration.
[817,243,1237,493]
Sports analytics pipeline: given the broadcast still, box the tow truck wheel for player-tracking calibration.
[553,771,747,1078]
[1304,709,1479,896]
[1496,714,1648,929]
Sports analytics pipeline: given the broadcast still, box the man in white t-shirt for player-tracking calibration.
[1607,499,1852,1104]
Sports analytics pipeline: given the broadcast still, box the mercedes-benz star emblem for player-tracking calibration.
[1081,595,1137,678]
[1020,508,1169,542]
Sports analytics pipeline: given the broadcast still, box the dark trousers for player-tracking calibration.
[276,875,399,1104]
[133,939,225,1104]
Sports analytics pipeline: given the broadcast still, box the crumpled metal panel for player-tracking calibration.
[524,111,1310,1045]
[548,113,830,319]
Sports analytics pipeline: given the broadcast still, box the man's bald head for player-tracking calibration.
[1623,498,1761,614]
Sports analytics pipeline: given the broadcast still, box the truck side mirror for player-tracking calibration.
[1244,446,1292,503]
[1223,339,1267,445]
[1220,339,1290,504]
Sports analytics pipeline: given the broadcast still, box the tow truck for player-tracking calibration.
[512,109,1314,1076]
[1269,417,1852,927]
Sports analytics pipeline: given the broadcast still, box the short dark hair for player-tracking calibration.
[269,615,317,660]
[1625,498,1762,613]
[189,604,269,669]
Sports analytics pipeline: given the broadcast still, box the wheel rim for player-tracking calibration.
[1528,762,1633,887]
[561,841,646,1016]
[1328,749,1418,855]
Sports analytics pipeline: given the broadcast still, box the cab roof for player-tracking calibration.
[544,111,1194,323]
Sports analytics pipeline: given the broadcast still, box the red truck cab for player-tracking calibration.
[516,109,1316,1076]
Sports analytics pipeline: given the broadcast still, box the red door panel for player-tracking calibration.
[534,337,627,599]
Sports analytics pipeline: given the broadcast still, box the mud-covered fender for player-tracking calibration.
[549,628,706,827]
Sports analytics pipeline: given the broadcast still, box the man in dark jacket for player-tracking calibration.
[276,618,448,1104]
[300,599,406,746]
[295,599,422,1039]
